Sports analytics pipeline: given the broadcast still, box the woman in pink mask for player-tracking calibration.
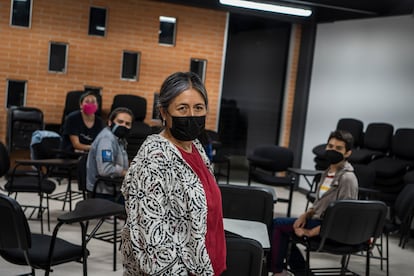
[61,91,104,153]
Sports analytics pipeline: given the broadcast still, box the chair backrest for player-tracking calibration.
[219,184,274,234]
[221,237,263,276]
[353,164,376,190]
[248,145,294,172]
[0,194,31,250]
[111,94,147,121]
[319,200,387,248]
[30,130,62,160]
[0,142,10,177]
[394,184,414,223]
[77,153,88,192]
[336,118,364,148]
[363,123,394,152]
[391,128,414,160]
[7,106,44,151]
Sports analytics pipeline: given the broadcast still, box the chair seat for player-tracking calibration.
[403,171,414,184]
[349,149,385,164]
[369,158,413,178]
[250,171,291,187]
[5,177,56,194]
[307,237,368,255]
[212,153,230,164]
[0,233,88,268]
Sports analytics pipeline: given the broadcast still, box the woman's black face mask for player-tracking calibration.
[169,116,206,141]
[111,124,130,139]
[324,149,344,165]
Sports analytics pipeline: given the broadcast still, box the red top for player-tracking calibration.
[179,144,227,275]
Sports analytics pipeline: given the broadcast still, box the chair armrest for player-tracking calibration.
[57,198,125,224]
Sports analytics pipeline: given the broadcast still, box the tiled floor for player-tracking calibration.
[1,158,414,275]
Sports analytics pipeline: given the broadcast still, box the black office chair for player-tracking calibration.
[200,129,231,184]
[31,132,62,160]
[1,142,56,234]
[291,200,387,276]
[361,184,414,276]
[0,194,87,276]
[368,128,414,204]
[248,144,294,217]
[219,184,274,235]
[349,123,394,164]
[219,184,274,276]
[110,94,152,159]
[384,184,414,248]
[6,106,44,152]
[313,118,364,170]
[222,237,264,276]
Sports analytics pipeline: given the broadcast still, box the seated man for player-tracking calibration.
[270,130,359,276]
[86,107,134,201]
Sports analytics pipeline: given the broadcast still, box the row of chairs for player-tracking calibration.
[313,118,414,205]
[219,184,389,276]
[243,140,414,276]
[6,91,153,160]
[1,137,127,273]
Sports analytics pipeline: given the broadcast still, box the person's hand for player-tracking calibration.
[294,227,309,237]
[295,226,321,238]
[293,213,307,229]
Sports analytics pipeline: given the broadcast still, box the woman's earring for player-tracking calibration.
[162,119,166,126]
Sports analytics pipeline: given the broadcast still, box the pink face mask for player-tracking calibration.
[82,103,98,115]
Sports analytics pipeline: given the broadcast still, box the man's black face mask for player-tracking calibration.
[324,150,344,165]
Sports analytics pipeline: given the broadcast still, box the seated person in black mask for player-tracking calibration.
[86,107,133,201]
[270,130,358,276]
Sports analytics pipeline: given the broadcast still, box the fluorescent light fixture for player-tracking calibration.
[219,0,312,17]
[159,16,176,23]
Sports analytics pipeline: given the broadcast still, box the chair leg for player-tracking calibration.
[39,193,44,234]
[340,255,349,275]
[386,233,389,276]
[46,194,51,232]
[366,248,371,276]
[225,160,230,185]
[113,217,117,271]
[247,173,251,186]
[305,247,310,276]
[287,177,295,217]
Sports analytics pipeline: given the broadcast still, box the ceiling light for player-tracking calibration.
[219,0,312,17]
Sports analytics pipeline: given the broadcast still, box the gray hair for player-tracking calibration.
[158,72,208,117]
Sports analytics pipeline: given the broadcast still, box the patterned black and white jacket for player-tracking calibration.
[121,134,215,276]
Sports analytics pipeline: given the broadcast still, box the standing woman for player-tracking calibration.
[121,72,226,276]
[61,91,104,153]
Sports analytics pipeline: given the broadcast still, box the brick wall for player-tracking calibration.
[0,0,227,144]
